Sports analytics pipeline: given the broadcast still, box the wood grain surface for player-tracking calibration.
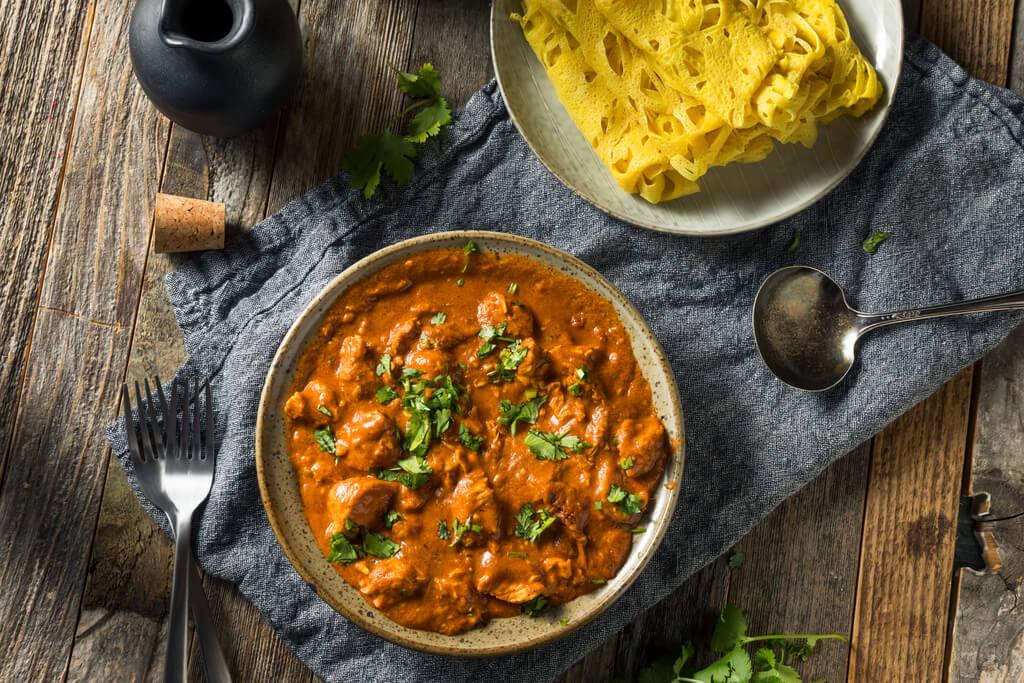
[0,0,1022,681]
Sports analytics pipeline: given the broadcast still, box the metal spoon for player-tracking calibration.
[752,265,1024,391]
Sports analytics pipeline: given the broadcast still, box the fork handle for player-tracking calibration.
[187,549,233,683]
[166,514,192,683]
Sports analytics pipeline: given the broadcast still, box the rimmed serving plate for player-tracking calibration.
[256,231,685,657]
[491,0,904,235]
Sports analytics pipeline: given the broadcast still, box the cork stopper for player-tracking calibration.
[153,193,226,253]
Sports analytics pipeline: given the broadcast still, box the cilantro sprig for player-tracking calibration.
[524,427,591,461]
[514,503,556,543]
[327,523,401,565]
[607,484,643,515]
[634,602,845,683]
[447,516,482,547]
[497,395,547,435]
[342,64,453,199]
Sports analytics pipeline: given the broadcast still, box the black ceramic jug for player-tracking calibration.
[130,0,301,137]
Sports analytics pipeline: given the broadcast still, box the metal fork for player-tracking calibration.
[122,377,232,683]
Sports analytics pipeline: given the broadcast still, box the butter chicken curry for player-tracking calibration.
[284,242,670,634]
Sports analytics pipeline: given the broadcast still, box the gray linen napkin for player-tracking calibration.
[107,35,1024,682]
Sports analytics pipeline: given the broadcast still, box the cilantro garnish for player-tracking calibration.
[508,282,518,295]
[476,321,513,357]
[384,511,403,529]
[632,602,846,683]
[448,516,482,547]
[590,578,605,584]
[620,456,634,471]
[376,385,398,405]
[559,617,569,626]
[497,395,547,435]
[462,239,478,273]
[318,405,333,417]
[459,422,484,451]
[487,339,529,382]
[568,382,584,397]
[728,546,746,571]
[513,503,556,543]
[376,354,392,377]
[437,520,450,540]
[363,531,400,559]
[576,366,590,381]
[593,500,603,511]
[607,484,643,515]
[327,531,360,564]
[341,64,452,199]
[457,279,464,287]
[784,230,800,254]
[507,551,527,559]
[524,428,591,461]
[523,596,548,617]
[430,311,446,325]
[862,231,889,253]
[373,455,432,489]
[313,426,336,454]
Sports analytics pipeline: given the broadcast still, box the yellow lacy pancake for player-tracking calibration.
[514,0,882,203]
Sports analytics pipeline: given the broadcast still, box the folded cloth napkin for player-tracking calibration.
[107,35,1024,682]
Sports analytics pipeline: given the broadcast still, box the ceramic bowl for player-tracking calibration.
[256,231,685,656]
[490,0,904,235]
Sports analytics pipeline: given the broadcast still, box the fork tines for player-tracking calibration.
[122,376,214,463]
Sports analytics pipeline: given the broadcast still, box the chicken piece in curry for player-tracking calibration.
[284,243,671,634]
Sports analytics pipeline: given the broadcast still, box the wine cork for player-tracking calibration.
[154,193,225,253]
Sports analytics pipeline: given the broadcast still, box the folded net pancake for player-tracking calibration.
[514,0,882,203]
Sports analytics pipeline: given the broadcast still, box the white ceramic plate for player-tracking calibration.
[256,232,685,656]
[491,0,904,236]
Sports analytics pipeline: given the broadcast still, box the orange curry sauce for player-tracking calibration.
[284,245,669,634]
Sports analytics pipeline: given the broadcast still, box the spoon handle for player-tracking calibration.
[858,289,1024,334]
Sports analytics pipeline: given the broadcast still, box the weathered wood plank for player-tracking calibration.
[949,326,1024,683]
[919,0,1016,86]
[727,443,872,682]
[0,0,94,475]
[264,0,420,213]
[408,0,493,108]
[37,0,171,326]
[0,310,130,681]
[848,367,974,682]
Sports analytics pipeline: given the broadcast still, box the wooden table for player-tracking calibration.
[1,1,1022,681]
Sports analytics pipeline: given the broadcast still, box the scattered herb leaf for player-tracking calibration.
[462,239,478,273]
[784,231,800,254]
[376,385,398,405]
[497,395,547,435]
[318,405,333,417]
[514,503,557,543]
[384,511,404,529]
[376,354,392,377]
[459,422,484,451]
[728,546,746,572]
[437,520,451,540]
[862,231,889,254]
[430,312,446,325]
[523,596,548,617]
[313,426,336,454]
[607,484,643,515]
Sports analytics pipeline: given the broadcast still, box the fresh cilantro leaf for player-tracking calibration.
[376,385,398,405]
[457,279,464,287]
[403,411,432,457]
[459,422,484,451]
[497,395,547,435]
[728,546,746,572]
[433,407,453,436]
[711,603,748,653]
[692,645,752,683]
[507,551,527,559]
[430,311,446,325]
[318,405,333,417]
[376,354,392,377]
[401,367,425,379]
[607,484,643,515]
[575,366,590,381]
[437,519,450,540]
[448,516,480,547]
[342,131,416,199]
[327,531,359,564]
[372,468,399,482]
[862,231,889,253]
[675,641,695,676]
[525,428,591,461]
[508,282,518,295]
[784,231,800,254]
[363,531,400,559]
[476,341,496,357]
[462,239,478,273]
[590,578,605,584]
[488,339,529,382]
[514,503,556,543]
[395,63,441,99]
[407,97,452,143]
[313,426,336,454]
[559,617,569,626]
[384,511,403,529]
[568,382,584,397]
[593,500,603,510]
[522,596,548,617]
[620,456,634,471]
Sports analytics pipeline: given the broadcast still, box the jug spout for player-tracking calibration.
[159,0,253,53]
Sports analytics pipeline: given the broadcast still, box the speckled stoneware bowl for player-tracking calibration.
[256,231,685,657]
[491,0,904,235]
